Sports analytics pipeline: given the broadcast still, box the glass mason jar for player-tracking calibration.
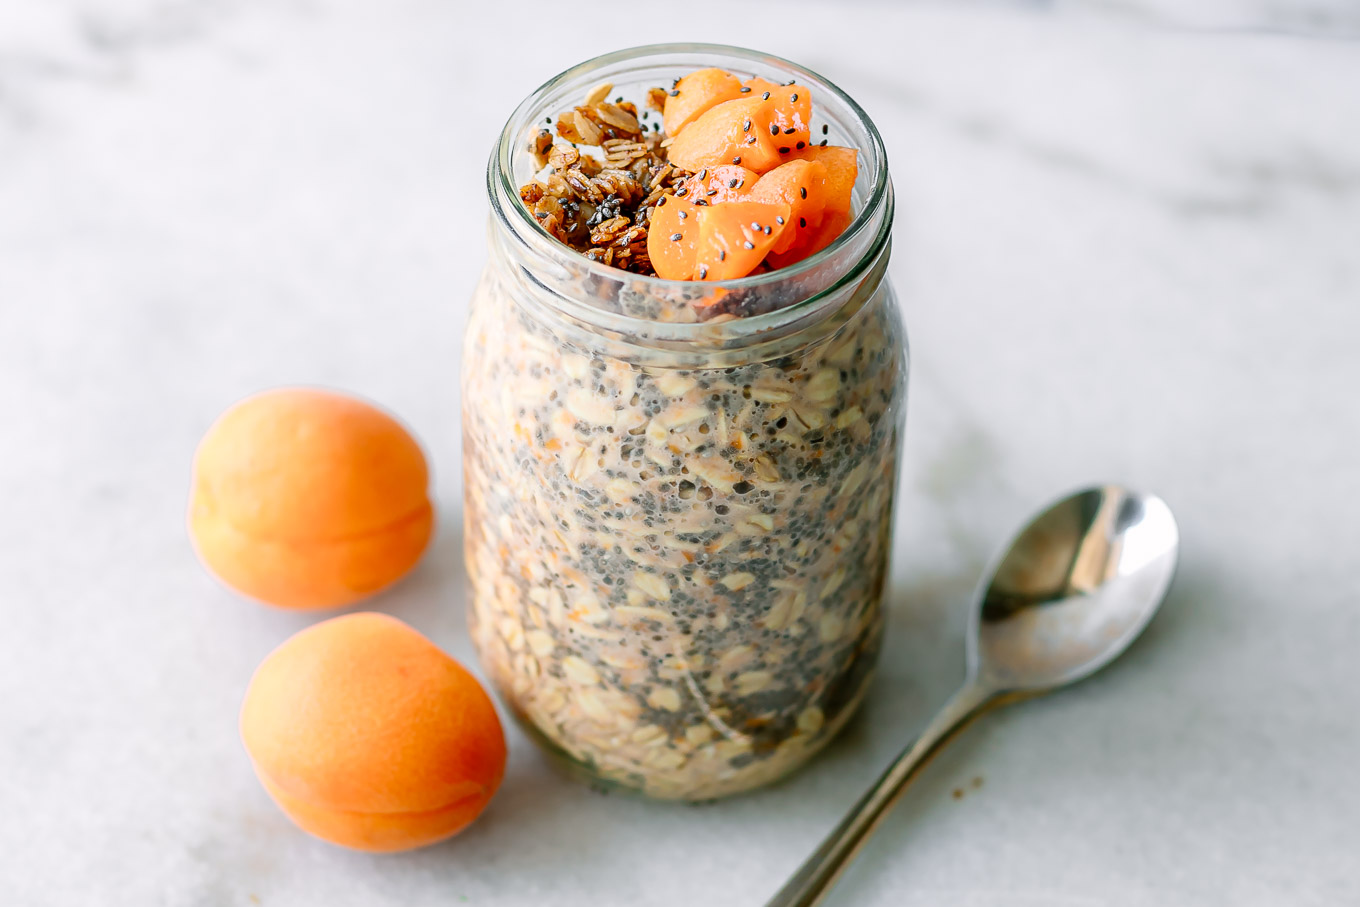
[463,44,907,801]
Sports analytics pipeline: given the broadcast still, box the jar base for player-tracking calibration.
[500,666,878,803]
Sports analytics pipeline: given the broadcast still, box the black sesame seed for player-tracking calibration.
[698,265,708,278]
[763,225,771,235]
[718,250,726,261]
[800,187,807,199]
[697,168,708,180]
[775,215,785,224]
[669,89,680,97]
[822,124,829,135]
[695,199,709,206]
[746,136,757,144]
[778,147,790,154]
[743,119,752,132]
[796,141,805,149]
[677,210,687,219]
[743,240,755,249]
[790,93,799,102]
[819,138,827,145]
[799,217,807,228]
[708,188,719,196]
[676,188,688,196]
[762,91,771,100]
[728,178,739,188]
[740,86,752,93]
[545,116,552,124]
[670,232,682,241]
[656,196,666,206]
[732,155,741,164]
[769,123,779,135]
[784,127,796,135]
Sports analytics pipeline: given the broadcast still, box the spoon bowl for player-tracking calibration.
[972,486,1179,692]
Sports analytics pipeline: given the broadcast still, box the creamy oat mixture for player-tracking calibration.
[463,276,903,799]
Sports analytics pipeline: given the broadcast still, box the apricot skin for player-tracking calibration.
[240,613,506,852]
[189,388,433,609]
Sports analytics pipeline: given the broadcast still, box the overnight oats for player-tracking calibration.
[463,45,906,800]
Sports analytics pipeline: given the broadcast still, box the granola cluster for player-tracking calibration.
[519,82,690,275]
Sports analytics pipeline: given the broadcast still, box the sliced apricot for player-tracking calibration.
[786,145,858,217]
[646,195,701,280]
[693,200,791,281]
[766,208,854,269]
[744,159,829,254]
[664,68,745,137]
[676,163,759,204]
[666,97,783,174]
[744,77,812,152]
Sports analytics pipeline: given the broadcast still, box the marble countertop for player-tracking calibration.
[2,2,1357,904]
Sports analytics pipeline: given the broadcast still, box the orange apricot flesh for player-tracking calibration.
[744,159,829,254]
[767,208,854,268]
[744,77,812,150]
[694,200,791,281]
[663,67,745,137]
[675,163,760,204]
[785,145,858,217]
[647,195,701,280]
[666,97,783,173]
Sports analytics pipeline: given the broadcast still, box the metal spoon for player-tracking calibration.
[764,484,1179,907]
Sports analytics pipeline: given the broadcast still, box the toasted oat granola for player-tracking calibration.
[520,81,699,276]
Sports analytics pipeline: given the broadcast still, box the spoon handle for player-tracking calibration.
[762,682,997,907]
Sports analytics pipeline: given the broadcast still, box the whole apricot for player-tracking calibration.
[189,388,433,609]
[240,612,506,852]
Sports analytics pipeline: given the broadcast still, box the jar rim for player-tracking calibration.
[488,42,893,339]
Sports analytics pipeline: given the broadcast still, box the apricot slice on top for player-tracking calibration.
[744,159,830,254]
[693,200,792,281]
[647,194,701,280]
[666,97,784,174]
[785,145,858,217]
[663,67,746,137]
[744,76,812,151]
[675,163,760,204]
[767,208,855,268]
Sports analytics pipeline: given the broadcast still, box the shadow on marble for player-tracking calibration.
[338,503,474,649]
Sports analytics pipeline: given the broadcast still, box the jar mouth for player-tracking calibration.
[489,42,893,339]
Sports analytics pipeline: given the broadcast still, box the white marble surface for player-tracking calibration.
[2,2,1358,904]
